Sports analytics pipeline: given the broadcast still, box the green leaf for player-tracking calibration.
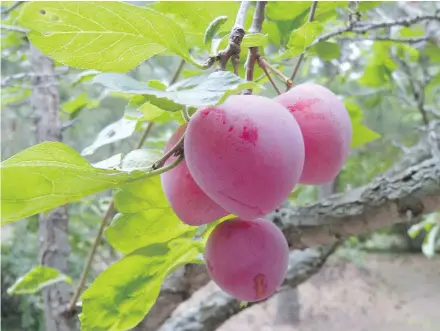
[408,213,439,239]
[351,122,381,149]
[80,239,204,331]
[124,96,181,124]
[7,266,71,295]
[344,101,381,148]
[242,33,268,48]
[356,1,382,11]
[81,118,138,156]
[266,2,311,21]
[399,25,424,38]
[147,80,167,91]
[424,42,440,63]
[0,142,141,225]
[280,21,323,58]
[1,87,30,107]
[72,70,101,87]
[18,2,198,72]
[93,71,263,108]
[310,41,341,61]
[106,176,192,254]
[62,93,100,119]
[204,15,228,46]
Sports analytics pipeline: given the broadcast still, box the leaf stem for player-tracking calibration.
[169,60,185,86]
[67,121,154,313]
[287,1,318,90]
[259,57,292,88]
[67,200,115,312]
[152,130,185,170]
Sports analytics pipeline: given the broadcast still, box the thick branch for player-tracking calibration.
[276,156,440,249]
[157,244,339,331]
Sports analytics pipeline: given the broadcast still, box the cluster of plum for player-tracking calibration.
[160,83,352,302]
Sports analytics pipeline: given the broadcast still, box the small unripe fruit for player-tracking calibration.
[275,83,352,185]
[205,218,289,302]
[184,95,305,219]
[160,124,228,226]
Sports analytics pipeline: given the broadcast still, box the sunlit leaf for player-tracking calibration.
[204,15,228,46]
[18,1,199,72]
[310,41,341,61]
[279,21,323,59]
[62,92,100,119]
[344,101,381,148]
[80,239,204,331]
[0,142,143,224]
[422,224,439,258]
[7,266,71,295]
[106,176,193,254]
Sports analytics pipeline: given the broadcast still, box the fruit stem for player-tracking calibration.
[182,106,191,123]
[152,130,185,170]
[257,57,281,95]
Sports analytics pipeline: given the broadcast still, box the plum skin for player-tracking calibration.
[184,94,305,219]
[274,83,352,185]
[204,218,289,302]
[160,124,228,226]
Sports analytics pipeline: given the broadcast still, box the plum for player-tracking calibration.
[275,83,352,184]
[205,218,289,302]
[184,95,305,219]
[160,124,228,226]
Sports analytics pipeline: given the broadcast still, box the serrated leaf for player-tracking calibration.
[0,142,143,224]
[204,15,228,46]
[93,71,263,108]
[310,41,341,61]
[81,118,138,156]
[79,239,204,331]
[18,2,198,72]
[106,176,192,254]
[7,266,71,295]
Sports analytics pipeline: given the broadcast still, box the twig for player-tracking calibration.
[169,60,185,86]
[67,200,115,312]
[152,130,185,170]
[1,24,28,33]
[218,1,249,70]
[259,57,292,87]
[337,35,434,44]
[67,122,154,313]
[1,1,24,15]
[257,57,281,95]
[287,1,318,90]
[243,1,267,95]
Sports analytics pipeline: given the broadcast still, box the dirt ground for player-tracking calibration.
[179,251,440,331]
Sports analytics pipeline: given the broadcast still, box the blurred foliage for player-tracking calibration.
[1,1,440,330]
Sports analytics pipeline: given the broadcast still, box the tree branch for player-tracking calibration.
[1,24,28,33]
[243,1,267,95]
[218,1,249,70]
[1,1,24,15]
[157,243,340,331]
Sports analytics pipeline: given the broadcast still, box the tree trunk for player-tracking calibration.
[29,45,77,331]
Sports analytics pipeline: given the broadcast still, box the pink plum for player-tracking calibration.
[275,83,352,184]
[205,218,289,302]
[184,95,305,219]
[160,124,228,226]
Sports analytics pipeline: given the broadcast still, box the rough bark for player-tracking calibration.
[275,156,440,249]
[156,245,339,331]
[30,45,77,331]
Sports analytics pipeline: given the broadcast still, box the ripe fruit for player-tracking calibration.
[160,124,228,226]
[205,218,289,302]
[184,95,305,219]
[275,83,352,185]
